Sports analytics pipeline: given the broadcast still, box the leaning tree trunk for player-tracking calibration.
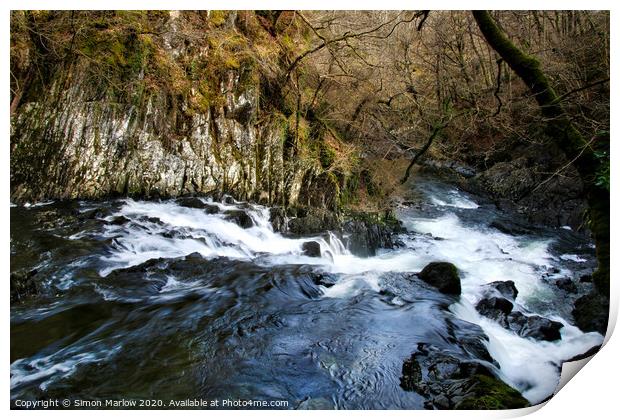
[472,11,609,297]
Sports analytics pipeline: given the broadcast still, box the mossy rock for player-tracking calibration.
[418,262,461,295]
[454,375,529,410]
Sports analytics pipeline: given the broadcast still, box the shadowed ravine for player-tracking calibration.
[10,176,603,409]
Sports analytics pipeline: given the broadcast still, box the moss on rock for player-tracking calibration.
[455,375,530,410]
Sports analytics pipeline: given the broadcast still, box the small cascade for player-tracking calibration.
[10,180,604,407]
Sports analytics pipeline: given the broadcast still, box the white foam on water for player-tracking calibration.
[559,254,587,263]
[398,209,604,403]
[23,200,55,208]
[452,301,603,403]
[89,193,603,404]
[402,213,552,302]
[321,272,382,298]
[430,189,479,209]
[10,345,122,394]
[99,199,352,276]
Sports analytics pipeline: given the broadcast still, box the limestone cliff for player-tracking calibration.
[10,11,344,210]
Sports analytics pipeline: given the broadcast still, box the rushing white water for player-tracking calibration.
[98,198,349,277]
[22,200,55,208]
[404,194,603,403]
[560,254,588,263]
[430,190,480,209]
[88,190,603,404]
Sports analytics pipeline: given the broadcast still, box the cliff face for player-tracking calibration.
[12,72,284,203]
[10,11,341,209]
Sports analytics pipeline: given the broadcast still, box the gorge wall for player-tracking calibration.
[10,11,345,211]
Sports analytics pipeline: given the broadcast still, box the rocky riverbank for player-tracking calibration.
[415,140,609,338]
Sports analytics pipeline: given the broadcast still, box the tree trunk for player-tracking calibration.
[401,123,446,184]
[472,10,609,296]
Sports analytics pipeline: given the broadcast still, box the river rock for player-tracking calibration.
[176,197,219,213]
[287,209,340,236]
[489,219,533,236]
[310,272,338,288]
[342,219,396,257]
[485,280,518,300]
[572,292,609,335]
[302,241,321,258]
[400,343,528,409]
[563,345,601,362]
[555,278,577,294]
[417,262,461,295]
[269,207,288,232]
[109,215,131,225]
[507,312,563,341]
[476,297,513,326]
[224,210,254,229]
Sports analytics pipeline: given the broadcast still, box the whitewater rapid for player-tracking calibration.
[11,184,603,405]
[86,191,604,403]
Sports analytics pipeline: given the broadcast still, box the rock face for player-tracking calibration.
[9,11,345,211]
[572,292,609,335]
[464,143,587,230]
[11,72,294,204]
[400,344,528,409]
[417,262,461,295]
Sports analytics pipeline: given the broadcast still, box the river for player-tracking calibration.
[10,176,603,408]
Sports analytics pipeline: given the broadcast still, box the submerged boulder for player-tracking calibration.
[418,262,461,295]
[302,241,322,258]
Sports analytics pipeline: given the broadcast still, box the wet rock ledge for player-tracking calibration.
[269,205,404,257]
[401,343,529,410]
